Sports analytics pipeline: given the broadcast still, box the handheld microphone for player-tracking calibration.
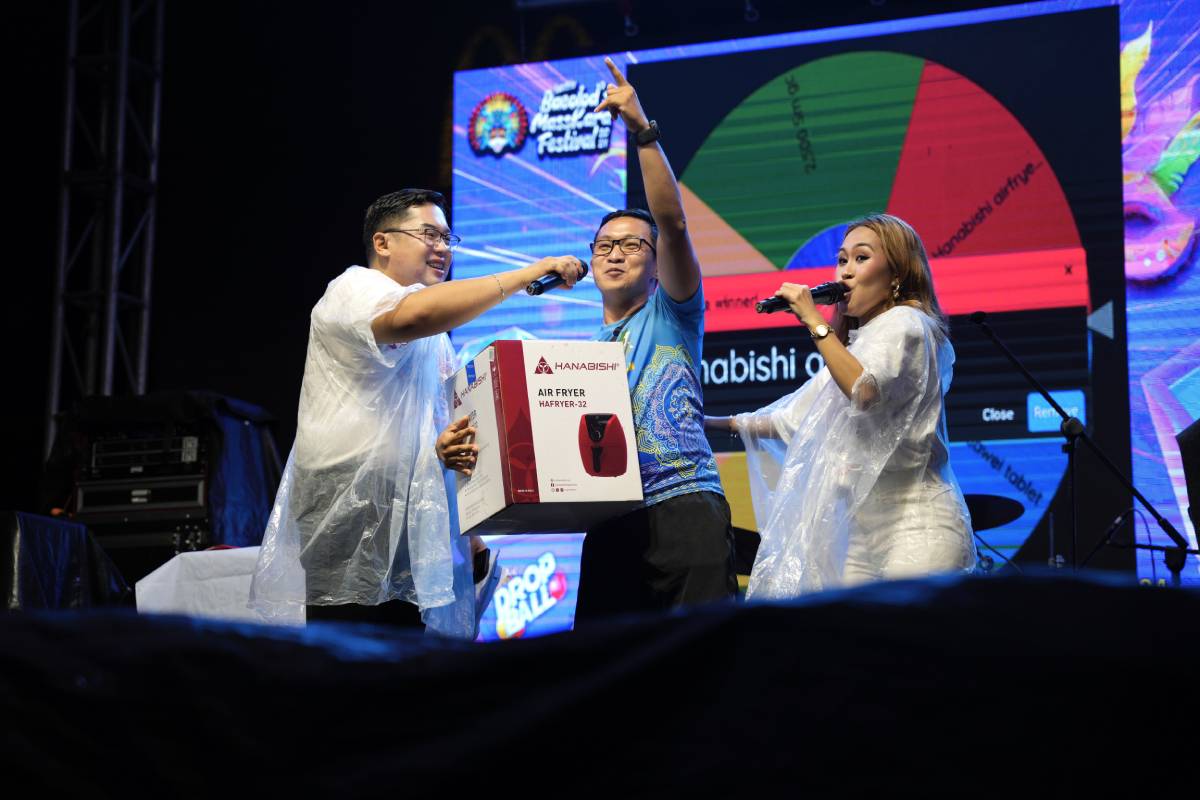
[755,281,847,313]
[526,259,589,296]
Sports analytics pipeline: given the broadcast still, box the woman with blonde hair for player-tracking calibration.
[705,213,975,597]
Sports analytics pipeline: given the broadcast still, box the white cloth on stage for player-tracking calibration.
[249,266,475,637]
[136,547,302,623]
[735,305,975,598]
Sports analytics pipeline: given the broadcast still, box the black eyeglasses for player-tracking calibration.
[589,236,656,256]
[383,227,462,250]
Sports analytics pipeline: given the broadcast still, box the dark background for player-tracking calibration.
[1,0,1054,517]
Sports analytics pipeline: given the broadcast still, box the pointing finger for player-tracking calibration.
[604,56,629,86]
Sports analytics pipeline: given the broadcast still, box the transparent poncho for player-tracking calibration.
[735,305,975,598]
[249,267,475,637]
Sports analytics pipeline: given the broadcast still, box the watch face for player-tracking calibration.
[813,324,830,339]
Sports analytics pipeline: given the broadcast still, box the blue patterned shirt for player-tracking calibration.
[593,286,724,505]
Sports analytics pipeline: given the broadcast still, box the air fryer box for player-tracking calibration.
[448,340,643,535]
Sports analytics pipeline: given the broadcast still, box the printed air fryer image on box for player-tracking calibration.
[579,413,627,477]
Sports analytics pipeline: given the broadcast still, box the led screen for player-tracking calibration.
[454,0,1200,638]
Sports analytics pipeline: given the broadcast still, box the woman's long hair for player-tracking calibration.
[832,213,948,344]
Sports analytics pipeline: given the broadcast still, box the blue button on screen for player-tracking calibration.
[1027,390,1086,433]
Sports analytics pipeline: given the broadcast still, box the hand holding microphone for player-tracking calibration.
[755,281,846,313]
[526,256,588,295]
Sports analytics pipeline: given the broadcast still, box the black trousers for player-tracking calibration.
[291,463,402,604]
[574,490,737,628]
[305,598,424,628]
[305,549,491,630]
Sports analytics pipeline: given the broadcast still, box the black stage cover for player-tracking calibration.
[2,572,1198,794]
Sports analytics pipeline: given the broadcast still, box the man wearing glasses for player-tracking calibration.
[251,188,583,636]
[573,60,737,625]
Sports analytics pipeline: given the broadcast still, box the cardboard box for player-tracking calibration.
[448,340,643,535]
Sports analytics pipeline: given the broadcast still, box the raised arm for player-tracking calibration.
[595,57,700,302]
[371,256,583,344]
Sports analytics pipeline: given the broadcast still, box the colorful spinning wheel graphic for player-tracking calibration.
[678,52,1090,321]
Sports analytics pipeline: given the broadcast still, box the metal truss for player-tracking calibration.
[46,0,164,458]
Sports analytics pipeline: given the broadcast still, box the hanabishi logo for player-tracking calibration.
[549,361,621,372]
[534,356,554,374]
[468,92,529,156]
[455,371,488,408]
[494,553,568,639]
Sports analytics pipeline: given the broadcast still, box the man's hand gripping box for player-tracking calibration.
[448,340,643,535]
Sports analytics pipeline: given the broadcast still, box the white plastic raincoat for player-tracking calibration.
[735,305,975,598]
[249,266,474,637]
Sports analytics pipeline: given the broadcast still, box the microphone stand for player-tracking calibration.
[969,312,1195,585]
[1080,509,1200,579]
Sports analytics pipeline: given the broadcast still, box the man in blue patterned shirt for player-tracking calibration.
[573,58,736,625]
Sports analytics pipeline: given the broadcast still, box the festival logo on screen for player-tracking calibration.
[493,552,568,639]
[529,80,613,157]
[468,92,529,156]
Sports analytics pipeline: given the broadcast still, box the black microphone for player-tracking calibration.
[755,281,847,313]
[526,259,589,296]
